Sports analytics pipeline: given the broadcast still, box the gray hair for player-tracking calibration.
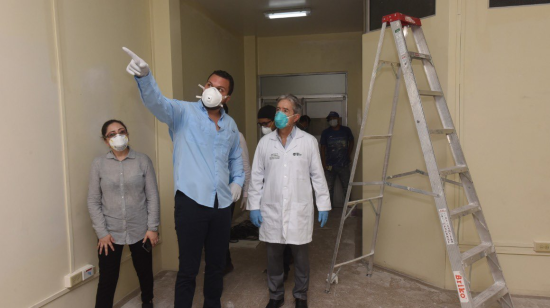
[276,93,302,115]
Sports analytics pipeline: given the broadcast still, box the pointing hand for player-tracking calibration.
[122,47,150,77]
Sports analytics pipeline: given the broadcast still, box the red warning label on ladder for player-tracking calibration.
[453,271,470,303]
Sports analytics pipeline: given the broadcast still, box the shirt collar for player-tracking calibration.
[275,125,297,141]
[198,101,227,128]
[106,147,135,160]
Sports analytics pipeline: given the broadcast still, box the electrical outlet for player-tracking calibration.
[534,241,550,252]
[64,271,83,288]
[64,264,94,288]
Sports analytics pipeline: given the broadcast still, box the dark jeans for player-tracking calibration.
[325,165,351,205]
[174,191,231,308]
[96,240,153,308]
[226,202,235,266]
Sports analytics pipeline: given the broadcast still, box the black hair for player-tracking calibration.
[101,119,127,139]
[299,115,311,124]
[223,104,229,114]
[209,70,234,96]
[257,105,277,121]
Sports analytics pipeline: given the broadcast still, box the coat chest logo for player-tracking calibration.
[270,153,280,160]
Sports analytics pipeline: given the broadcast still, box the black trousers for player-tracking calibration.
[226,202,235,265]
[95,240,153,308]
[174,191,231,308]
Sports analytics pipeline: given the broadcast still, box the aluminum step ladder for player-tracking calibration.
[325,13,514,308]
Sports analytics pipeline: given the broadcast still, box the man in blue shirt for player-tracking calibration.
[124,47,244,308]
[320,111,354,206]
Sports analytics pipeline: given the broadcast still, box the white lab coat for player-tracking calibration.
[247,128,331,245]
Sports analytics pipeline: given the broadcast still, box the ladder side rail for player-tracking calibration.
[413,25,513,307]
[411,27,468,167]
[325,21,389,293]
[366,67,402,276]
[390,20,475,307]
[410,26,454,129]
[460,173,510,289]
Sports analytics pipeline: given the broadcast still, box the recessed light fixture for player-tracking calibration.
[265,9,311,19]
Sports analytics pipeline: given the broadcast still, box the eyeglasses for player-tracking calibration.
[105,129,128,139]
[257,121,272,128]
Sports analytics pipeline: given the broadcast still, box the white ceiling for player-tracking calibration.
[184,0,364,37]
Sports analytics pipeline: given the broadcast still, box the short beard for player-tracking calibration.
[204,104,222,111]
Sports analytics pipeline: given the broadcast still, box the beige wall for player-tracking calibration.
[0,1,182,307]
[362,0,550,297]
[252,32,364,203]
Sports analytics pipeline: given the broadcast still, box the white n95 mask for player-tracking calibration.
[196,84,226,108]
[109,135,129,151]
[261,126,272,135]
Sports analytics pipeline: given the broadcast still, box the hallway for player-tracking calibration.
[119,213,550,308]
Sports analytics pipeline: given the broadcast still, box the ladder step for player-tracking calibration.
[408,51,432,61]
[462,243,494,267]
[347,195,383,206]
[450,202,481,220]
[418,89,444,97]
[439,165,469,177]
[363,134,392,140]
[429,128,455,135]
[473,282,508,308]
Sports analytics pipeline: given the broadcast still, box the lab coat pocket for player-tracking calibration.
[261,203,282,241]
[296,174,313,203]
[290,201,311,231]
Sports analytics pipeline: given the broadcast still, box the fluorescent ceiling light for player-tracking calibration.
[265,9,311,19]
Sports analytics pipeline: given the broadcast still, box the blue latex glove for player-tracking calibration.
[318,211,329,227]
[250,210,263,228]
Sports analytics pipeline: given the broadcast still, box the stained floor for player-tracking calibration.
[119,212,550,308]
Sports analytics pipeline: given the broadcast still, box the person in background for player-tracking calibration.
[257,104,294,281]
[248,94,331,308]
[222,104,251,275]
[87,119,159,308]
[257,105,277,136]
[298,115,311,132]
[123,47,244,308]
[320,111,354,206]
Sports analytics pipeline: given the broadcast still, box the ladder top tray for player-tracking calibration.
[382,12,422,27]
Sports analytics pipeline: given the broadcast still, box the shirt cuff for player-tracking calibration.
[96,229,110,240]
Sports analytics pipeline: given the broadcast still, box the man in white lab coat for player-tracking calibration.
[247,94,331,308]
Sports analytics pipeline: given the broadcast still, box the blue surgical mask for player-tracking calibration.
[274,111,297,129]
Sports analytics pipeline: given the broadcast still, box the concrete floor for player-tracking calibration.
[120,212,550,308]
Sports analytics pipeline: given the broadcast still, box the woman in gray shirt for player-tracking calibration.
[87,119,160,308]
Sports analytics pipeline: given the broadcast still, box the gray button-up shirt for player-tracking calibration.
[87,148,160,245]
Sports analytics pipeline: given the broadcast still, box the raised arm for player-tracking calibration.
[123,47,182,129]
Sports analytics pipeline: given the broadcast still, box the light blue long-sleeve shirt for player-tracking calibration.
[135,73,244,209]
